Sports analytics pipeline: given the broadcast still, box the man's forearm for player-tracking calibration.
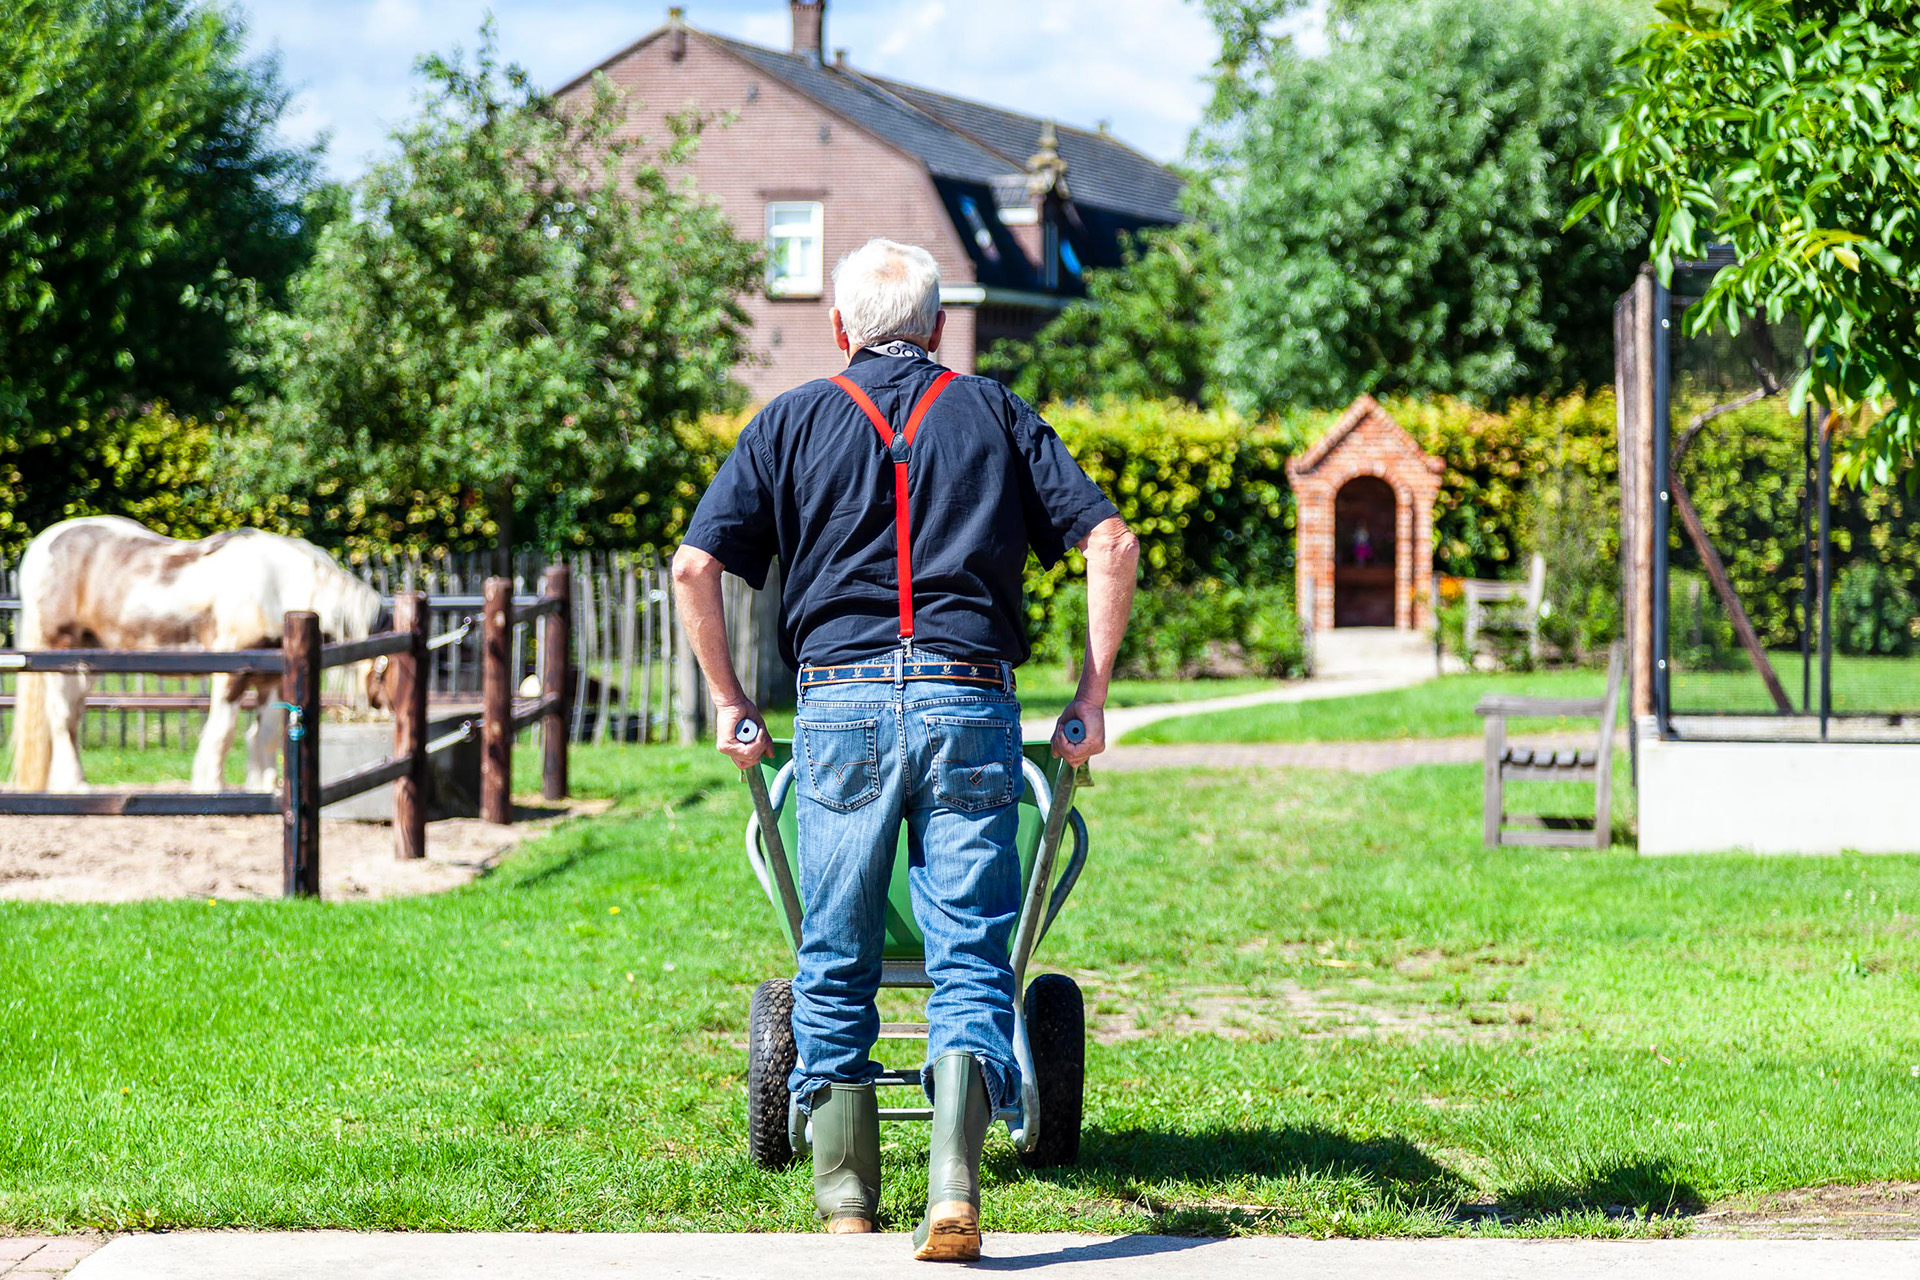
[669,545,749,709]
[1076,517,1140,704]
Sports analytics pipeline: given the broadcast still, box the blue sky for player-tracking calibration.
[242,0,1329,180]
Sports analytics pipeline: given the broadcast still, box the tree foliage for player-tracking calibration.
[982,223,1220,405]
[1202,0,1646,415]
[1574,0,1920,486]
[0,0,320,535]
[230,26,760,554]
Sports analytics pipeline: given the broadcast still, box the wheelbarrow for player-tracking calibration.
[737,720,1091,1170]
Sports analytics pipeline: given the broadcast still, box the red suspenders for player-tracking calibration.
[828,370,961,643]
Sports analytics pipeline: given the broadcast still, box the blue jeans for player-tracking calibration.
[786,674,1025,1117]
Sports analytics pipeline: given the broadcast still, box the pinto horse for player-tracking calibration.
[7,517,384,793]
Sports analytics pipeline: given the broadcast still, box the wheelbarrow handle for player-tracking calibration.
[738,726,804,954]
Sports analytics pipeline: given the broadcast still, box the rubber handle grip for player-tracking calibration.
[735,720,761,744]
[1062,718,1086,744]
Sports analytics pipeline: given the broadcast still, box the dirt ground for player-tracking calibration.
[0,798,611,902]
[1691,1181,1920,1239]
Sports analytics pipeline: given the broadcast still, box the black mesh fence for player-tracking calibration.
[1662,266,1920,740]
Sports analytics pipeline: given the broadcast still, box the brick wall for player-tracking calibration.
[565,32,979,403]
[1287,399,1443,634]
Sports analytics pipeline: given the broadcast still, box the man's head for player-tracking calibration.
[830,238,946,358]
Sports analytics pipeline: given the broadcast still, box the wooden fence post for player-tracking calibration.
[482,576,513,825]
[540,564,571,801]
[393,591,428,860]
[282,610,321,898]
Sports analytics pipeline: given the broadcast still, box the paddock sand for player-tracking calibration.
[0,797,612,903]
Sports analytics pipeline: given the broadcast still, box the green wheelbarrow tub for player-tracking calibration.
[743,740,1088,959]
[740,738,1090,1172]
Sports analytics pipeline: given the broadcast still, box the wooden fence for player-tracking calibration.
[0,549,786,751]
[0,569,573,899]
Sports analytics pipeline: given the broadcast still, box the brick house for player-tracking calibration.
[1287,396,1444,633]
[556,1,1186,402]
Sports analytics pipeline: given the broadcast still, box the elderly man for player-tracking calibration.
[673,238,1136,1261]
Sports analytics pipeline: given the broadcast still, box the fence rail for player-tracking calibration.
[1,547,788,752]
[0,569,574,899]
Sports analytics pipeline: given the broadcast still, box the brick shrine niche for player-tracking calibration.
[1286,395,1444,633]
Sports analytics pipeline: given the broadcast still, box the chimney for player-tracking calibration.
[833,48,849,71]
[790,0,825,61]
[667,7,686,61]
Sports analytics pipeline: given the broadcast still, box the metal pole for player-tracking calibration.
[1818,411,1832,740]
[1650,278,1673,737]
[393,591,428,860]
[481,576,513,824]
[282,611,321,898]
[1801,402,1814,712]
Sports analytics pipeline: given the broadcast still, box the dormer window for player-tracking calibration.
[766,201,824,297]
[957,196,1001,263]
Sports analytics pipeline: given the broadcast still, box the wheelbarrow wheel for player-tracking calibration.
[747,978,799,1169]
[1018,973,1084,1169]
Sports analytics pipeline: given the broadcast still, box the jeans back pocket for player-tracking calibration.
[798,718,881,812]
[928,715,1020,812]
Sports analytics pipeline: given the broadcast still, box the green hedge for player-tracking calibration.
[1,406,725,565]
[42,390,1914,666]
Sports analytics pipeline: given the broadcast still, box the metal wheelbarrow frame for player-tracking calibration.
[739,735,1090,1169]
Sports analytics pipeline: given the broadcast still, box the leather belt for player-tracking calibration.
[799,656,1014,691]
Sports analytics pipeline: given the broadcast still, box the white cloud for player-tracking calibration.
[242,0,1326,177]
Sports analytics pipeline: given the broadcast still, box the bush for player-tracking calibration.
[1832,562,1918,658]
[1669,570,1742,673]
[1039,579,1306,680]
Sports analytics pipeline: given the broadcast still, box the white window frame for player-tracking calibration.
[765,201,824,298]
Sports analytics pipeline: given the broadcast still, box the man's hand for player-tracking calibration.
[715,700,771,770]
[1051,698,1105,768]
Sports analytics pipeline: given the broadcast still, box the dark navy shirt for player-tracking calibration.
[682,351,1119,671]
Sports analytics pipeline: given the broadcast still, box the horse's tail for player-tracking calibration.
[7,598,50,791]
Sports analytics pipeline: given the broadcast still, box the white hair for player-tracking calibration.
[832,239,942,347]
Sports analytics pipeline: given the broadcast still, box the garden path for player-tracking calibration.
[1022,626,1447,744]
[1095,731,1618,775]
[63,1232,1920,1278]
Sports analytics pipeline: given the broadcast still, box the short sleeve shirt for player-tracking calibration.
[682,350,1119,671]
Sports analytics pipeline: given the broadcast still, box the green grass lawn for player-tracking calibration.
[1127,669,1615,745]
[3,742,1918,1236]
[1672,652,1920,716]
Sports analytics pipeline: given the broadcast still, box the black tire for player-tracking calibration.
[747,978,799,1169]
[1018,973,1084,1169]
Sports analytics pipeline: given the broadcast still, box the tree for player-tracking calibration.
[0,0,320,546]
[1201,0,1646,415]
[231,26,761,560]
[0,0,320,427]
[982,222,1221,405]
[1574,0,1920,486]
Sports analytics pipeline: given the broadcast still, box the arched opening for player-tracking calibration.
[1333,476,1398,627]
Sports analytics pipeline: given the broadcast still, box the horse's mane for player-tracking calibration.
[281,536,381,641]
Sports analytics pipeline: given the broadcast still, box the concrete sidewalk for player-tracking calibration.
[67,1232,1920,1279]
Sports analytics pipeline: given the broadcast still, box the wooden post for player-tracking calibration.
[541,564,571,801]
[393,591,428,860]
[482,576,513,825]
[282,610,322,898]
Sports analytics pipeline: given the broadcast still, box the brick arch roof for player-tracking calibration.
[1286,395,1445,485]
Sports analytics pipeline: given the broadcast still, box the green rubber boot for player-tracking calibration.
[912,1052,991,1261]
[810,1083,881,1233]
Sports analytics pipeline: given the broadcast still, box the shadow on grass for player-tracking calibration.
[1014,1128,1701,1234]
[1487,1157,1704,1223]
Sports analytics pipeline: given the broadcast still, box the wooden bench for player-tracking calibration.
[1476,642,1624,849]
[1461,553,1547,665]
